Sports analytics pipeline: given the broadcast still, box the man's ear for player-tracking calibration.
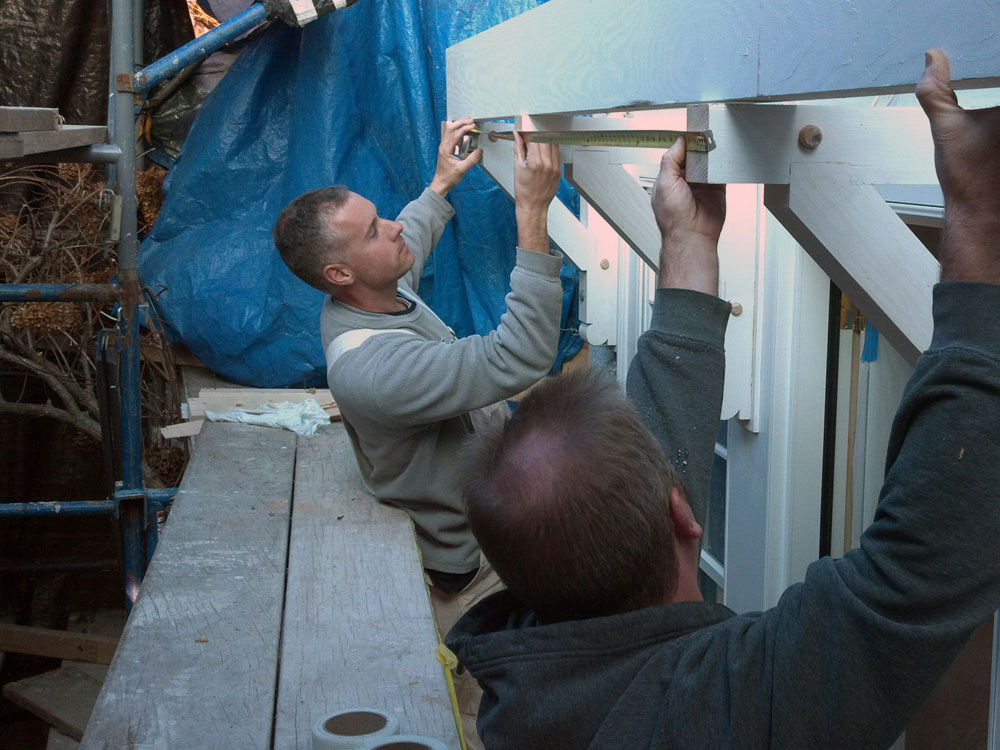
[668,487,703,542]
[322,263,353,288]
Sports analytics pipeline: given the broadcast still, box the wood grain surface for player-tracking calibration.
[272,423,459,749]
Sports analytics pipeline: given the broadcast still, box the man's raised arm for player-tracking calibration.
[626,138,731,527]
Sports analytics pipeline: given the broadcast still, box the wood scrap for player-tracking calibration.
[160,418,205,439]
[188,388,340,420]
[2,665,103,741]
[64,609,125,681]
[0,623,118,665]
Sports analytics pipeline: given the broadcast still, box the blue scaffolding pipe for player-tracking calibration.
[119,488,177,507]
[0,500,118,517]
[133,3,269,94]
[0,0,188,614]
[0,0,260,611]
[0,491,176,519]
[0,284,120,303]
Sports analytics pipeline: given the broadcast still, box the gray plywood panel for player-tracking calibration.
[272,424,459,750]
[80,422,296,750]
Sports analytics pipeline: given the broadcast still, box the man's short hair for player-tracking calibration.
[273,185,351,292]
[463,371,684,623]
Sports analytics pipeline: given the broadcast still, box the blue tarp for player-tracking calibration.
[140,0,582,387]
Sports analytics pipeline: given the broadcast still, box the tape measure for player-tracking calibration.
[458,128,715,157]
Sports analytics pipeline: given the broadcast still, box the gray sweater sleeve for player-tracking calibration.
[626,288,731,527]
[336,249,564,427]
[752,281,1000,749]
[397,187,455,291]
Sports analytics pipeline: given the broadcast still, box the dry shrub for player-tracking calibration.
[1,161,187,488]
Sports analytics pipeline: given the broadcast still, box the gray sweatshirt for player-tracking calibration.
[321,188,564,573]
[448,282,1000,749]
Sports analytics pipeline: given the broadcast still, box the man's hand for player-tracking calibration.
[916,49,1000,284]
[513,131,561,254]
[429,117,483,197]
[651,137,727,293]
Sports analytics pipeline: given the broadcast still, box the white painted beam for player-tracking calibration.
[447,0,1000,120]
[578,203,619,347]
[716,184,760,424]
[765,162,938,364]
[687,104,936,185]
[476,122,592,271]
[565,150,661,269]
[569,151,761,424]
[518,112,688,167]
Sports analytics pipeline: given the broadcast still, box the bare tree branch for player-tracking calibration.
[0,397,101,440]
[0,347,90,419]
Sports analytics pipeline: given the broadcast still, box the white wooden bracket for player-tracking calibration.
[686,102,938,363]
[477,120,593,271]
[476,111,759,420]
[686,103,936,185]
[565,149,660,269]
[765,168,936,363]
[478,119,625,345]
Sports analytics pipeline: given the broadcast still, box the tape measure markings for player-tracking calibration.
[481,129,716,152]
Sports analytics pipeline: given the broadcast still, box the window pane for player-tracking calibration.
[704,452,727,560]
[698,568,722,604]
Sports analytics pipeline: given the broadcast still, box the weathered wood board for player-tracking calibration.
[79,422,296,750]
[0,106,62,133]
[0,125,106,159]
[159,418,206,439]
[188,388,339,418]
[272,424,460,750]
[3,665,103,740]
[0,624,117,665]
[447,0,1000,120]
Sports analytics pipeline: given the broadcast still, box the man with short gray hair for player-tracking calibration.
[274,118,566,745]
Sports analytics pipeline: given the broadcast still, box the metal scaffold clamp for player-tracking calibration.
[133,0,363,94]
[262,0,362,27]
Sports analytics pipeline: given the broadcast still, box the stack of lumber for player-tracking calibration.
[0,611,124,748]
[0,107,106,159]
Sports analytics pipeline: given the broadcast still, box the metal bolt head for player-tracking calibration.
[730,301,743,316]
[798,125,823,151]
[599,259,610,270]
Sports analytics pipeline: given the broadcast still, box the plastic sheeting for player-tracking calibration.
[140,0,582,388]
[0,0,193,125]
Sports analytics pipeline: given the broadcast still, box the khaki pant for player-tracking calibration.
[427,555,504,750]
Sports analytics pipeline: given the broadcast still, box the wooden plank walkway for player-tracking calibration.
[80,420,459,749]
[273,430,457,749]
[81,423,296,749]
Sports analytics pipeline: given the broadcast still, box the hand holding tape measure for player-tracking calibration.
[456,126,716,159]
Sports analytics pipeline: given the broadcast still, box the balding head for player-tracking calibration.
[464,371,684,623]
